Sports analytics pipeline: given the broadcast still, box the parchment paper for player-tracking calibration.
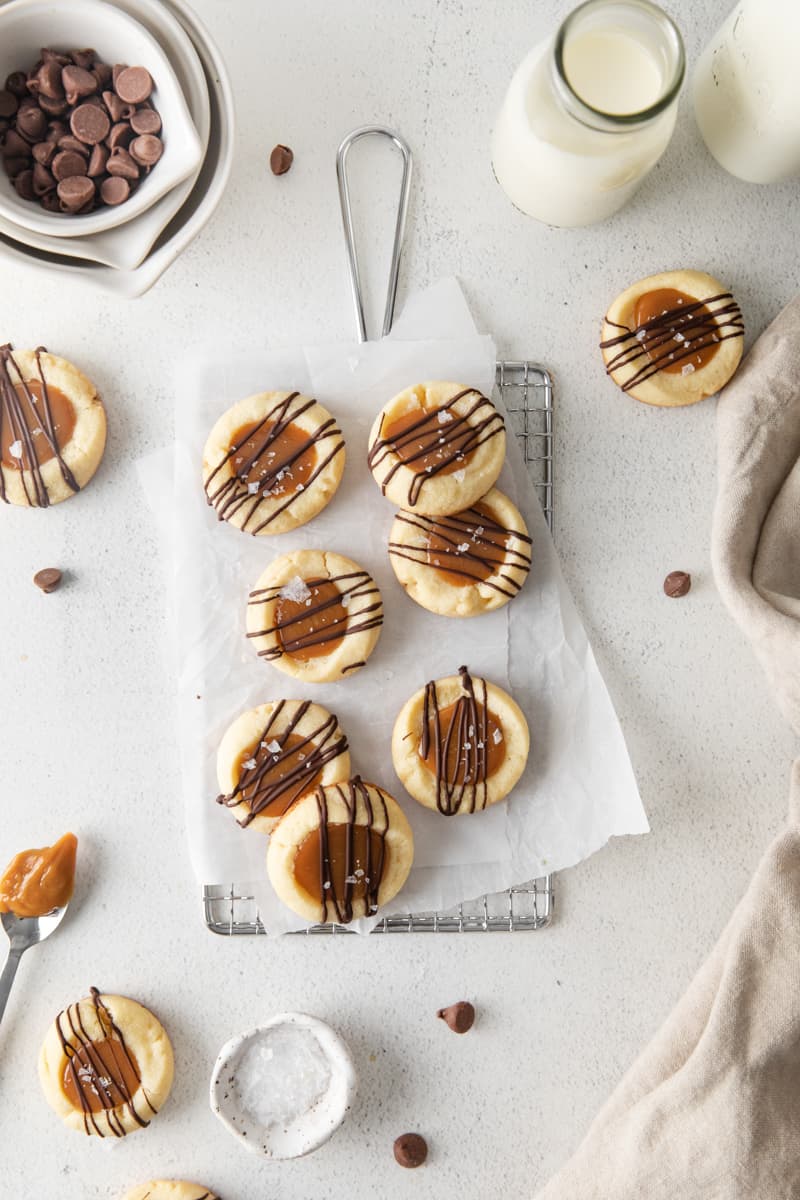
[141,278,647,934]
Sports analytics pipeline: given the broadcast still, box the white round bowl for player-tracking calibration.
[0,0,202,236]
[210,1014,358,1160]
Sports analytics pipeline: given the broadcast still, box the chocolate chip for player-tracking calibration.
[5,72,29,98]
[40,190,60,212]
[270,143,294,175]
[71,49,97,71]
[52,149,88,181]
[100,174,129,205]
[70,101,109,144]
[115,65,152,104]
[129,133,161,166]
[437,1000,475,1033]
[92,63,113,88]
[106,146,139,180]
[32,139,56,166]
[38,94,68,116]
[663,570,691,598]
[107,121,132,150]
[13,168,35,200]
[87,142,108,176]
[0,90,18,118]
[34,60,64,100]
[102,89,126,123]
[33,567,63,592]
[40,49,71,68]
[3,129,31,158]
[62,65,98,105]
[57,174,94,212]
[32,162,55,195]
[130,107,161,135]
[16,105,47,141]
[111,64,129,90]
[57,134,89,156]
[393,1134,428,1169]
[45,120,67,143]
[4,157,30,179]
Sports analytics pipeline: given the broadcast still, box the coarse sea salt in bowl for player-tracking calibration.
[209,1012,358,1159]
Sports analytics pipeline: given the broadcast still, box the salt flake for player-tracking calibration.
[266,739,281,754]
[681,362,695,376]
[437,410,454,424]
[8,440,22,459]
[279,576,312,603]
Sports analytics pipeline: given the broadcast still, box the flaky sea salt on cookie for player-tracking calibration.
[367,382,505,515]
[38,988,173,1138]
[0,344,106,508]
[392,665,529,815]
[246,550,383,683]
[266,778,414,924]
[388,486,532,617]
[202,390,345,535]
[216,699,350,833]
[600,269,744,407]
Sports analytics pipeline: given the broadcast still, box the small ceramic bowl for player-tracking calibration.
[0,0,202,237]
[210,1013,358,1160]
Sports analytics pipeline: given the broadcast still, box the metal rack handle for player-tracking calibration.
[336,125,413,343]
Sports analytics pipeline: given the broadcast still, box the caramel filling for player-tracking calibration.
[275,578,348,661]
[381,405,476,476]
[0,382,76,470]
[426,501,509,587]
[62,1036,141,1114]
[633,288,720,376]
[229,418,318,497]
[293,822,387,904]
[421,701,506,783]
[236,731,321,818]
[0,832,77,918]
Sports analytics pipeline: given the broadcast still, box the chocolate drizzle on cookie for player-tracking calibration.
[311,777,388,924]
[217,700,349,827]
[390,503,532,595]
[0,344,79,507]
[56,987,155,1138]
[600,291,744,392]
[248,569,383,669]
[420,666,501,815]
[367,388,504,507]
[204,391,344,534]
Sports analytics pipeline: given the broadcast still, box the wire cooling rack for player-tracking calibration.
[203,360,555,935]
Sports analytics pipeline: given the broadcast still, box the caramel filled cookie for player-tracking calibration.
[267,777,414,924]
[600,270,744,406]
[392,665,529,815]
[38,988,174,1138]
[389,486,532,617]
[202,390,345,535]
[246,550,383,683]
[367,382,505,515]
[121,1185,218,1200]
[216,699,351,833]
[0,345,106,507]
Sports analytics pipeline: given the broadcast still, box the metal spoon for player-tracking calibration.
[0,906,69,1026]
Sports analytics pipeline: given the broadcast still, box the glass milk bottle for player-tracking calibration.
[491,0,685,227]
[693,1,800,183]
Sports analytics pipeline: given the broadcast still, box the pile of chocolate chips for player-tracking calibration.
[0,49,163,214]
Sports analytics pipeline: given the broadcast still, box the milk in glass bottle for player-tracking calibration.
[492,0,685,227]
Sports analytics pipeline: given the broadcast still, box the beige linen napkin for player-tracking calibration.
[536,297,800,1200]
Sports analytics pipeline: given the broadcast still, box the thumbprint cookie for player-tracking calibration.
[216,700,350,833]
[388,486,532,617]
[246,550,383,683]
[202,390,345,535]
[267,777,414,924]
[0,344,106,508]
[367,382,506,515]
[392,665,529,815]
[38,988,174,1138]
[600,269,744,406]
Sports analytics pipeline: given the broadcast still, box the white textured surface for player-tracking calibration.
[0,1,796,1197]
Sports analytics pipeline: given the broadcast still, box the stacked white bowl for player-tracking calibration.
[0,0,234,295]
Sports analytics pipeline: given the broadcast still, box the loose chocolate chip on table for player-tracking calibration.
[130,107,161,136]
[70,101,109,145]
[663,570,692,598]
[14,169,35,200]
[270,143,294,175]
[0,89,18,118]
[62,65,97,105]
[437,1000,475,1033]
[114,65,152,104]
[57,174,94,212]
[33,568,63,593]
[52,149,88,181]
[106,146,139,180]
[5,72,28,98]
[100,174,129,205]
[87,142,108,176]
[393,1134,428,1169]
[129,133,161,166]
[17,105,47,141]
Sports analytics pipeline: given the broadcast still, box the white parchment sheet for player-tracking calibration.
[143,278,648,934]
